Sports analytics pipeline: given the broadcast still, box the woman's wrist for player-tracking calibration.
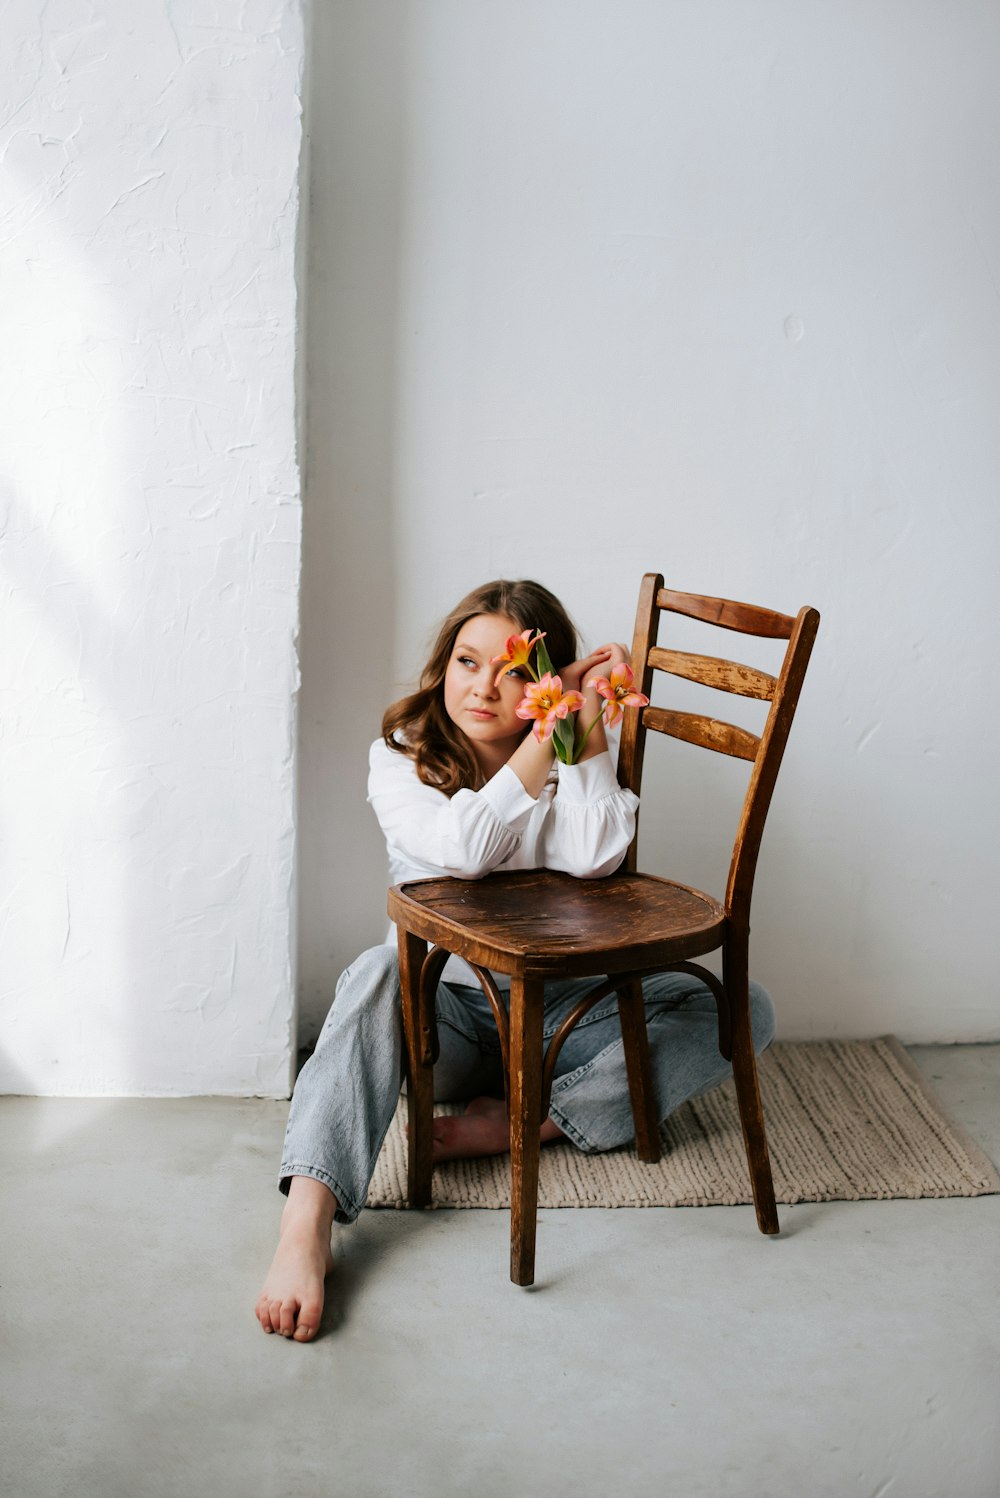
[575,686,609,761]
[506,729,556,798]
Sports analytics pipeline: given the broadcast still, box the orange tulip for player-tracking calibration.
[594,663,649,728]
[515,673,585,742]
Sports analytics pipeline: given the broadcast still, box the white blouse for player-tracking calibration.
[367,736,639,986]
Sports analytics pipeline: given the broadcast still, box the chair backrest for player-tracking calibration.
[617,574,820,921]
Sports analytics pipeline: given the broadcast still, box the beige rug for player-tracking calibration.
[367,1037,999,1210]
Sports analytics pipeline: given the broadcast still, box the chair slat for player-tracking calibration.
[648,647,777,701]
[657,588,794,640]
[643,706,760,761]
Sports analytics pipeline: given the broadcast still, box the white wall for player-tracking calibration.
[302,0,1000,1045]
[0,1,304,1095]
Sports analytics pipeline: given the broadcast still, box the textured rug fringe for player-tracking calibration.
[367,1038,1000,1211]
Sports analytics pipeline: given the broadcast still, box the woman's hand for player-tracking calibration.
[558,643,632,763]
[559,643,629,695]
[580,642,630,693]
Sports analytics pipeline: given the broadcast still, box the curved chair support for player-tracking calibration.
[663,960,732,1060]
[540,971,646,1114]
[539,961,733,1113]
[466,962,511,1106]
[418,945,451,1065]
[422,948,733,1116]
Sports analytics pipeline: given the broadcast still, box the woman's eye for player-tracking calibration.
[458,657,477,670]
[506,667,526,680]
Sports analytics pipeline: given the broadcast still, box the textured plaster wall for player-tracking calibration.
[0,1,304,1095]
[301,0,1000,1045]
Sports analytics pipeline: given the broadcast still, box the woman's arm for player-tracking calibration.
[368,641,637,882]
[367,739,543,881]
[537,642,638,877]
[503,724,556,799]
[539,753,639,878]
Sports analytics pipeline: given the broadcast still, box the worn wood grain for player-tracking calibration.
[642,706,761,761]
[398,929,432,1209]
[618,978,661,1163]
[724,929,779,1233]
[657,588,794,639]
[647,646,777,701]
[389,871,724,979]
[508,977,545,1286]
[724,606,820,914]
[618,572,662,875]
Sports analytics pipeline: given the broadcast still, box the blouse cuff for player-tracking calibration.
[477,763,539,830]
[555,750,625,804]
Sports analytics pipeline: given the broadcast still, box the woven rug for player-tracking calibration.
[367,1037,999,1210]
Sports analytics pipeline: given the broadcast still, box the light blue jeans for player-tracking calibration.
[279,944,775,1224]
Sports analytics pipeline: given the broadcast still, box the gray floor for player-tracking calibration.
[1,1046,998,1498]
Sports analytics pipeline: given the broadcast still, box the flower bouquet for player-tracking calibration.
[491,630,649,765]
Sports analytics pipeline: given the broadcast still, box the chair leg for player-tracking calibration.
[725,938,779,1235]
[398,929,433,1209]
[508,976,545,1287]
[618,979,661,1163]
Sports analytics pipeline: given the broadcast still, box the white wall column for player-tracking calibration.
[0,1,305,1095]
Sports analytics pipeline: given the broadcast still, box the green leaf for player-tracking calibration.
[535,636,555,678]
[553,715,576,763]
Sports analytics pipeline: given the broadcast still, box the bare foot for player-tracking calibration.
[431,1096,565,1162]
[256,1177,337,1342]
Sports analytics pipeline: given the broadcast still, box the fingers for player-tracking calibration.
[562,644,631,692]
[594,642,630,665]
[580,643,630,691]
[581,645,628,674]
[561,647,611,690]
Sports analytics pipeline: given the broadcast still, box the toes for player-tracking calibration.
[275,1299,297,1338]
[258,1294,321,1341]
[293,1299,322,1342]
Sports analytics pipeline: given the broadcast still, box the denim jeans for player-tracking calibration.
[279,944,775,1224]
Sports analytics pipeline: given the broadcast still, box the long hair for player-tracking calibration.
[382,579,579,796]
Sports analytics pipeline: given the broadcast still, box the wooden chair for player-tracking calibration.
[389,575,820,1285]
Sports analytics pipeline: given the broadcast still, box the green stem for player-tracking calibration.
[572,710,606,759]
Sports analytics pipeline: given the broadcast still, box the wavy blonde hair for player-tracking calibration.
[382,579,579,796]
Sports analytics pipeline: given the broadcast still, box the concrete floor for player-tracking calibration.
[1,1046,998,1498]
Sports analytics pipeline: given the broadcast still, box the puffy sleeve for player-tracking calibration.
[538,751,640,878]
[367,738,538,880]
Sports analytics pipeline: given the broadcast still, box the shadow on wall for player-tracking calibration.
[297,1,410,1042]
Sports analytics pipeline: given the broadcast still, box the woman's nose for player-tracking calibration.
[475,669,500,699]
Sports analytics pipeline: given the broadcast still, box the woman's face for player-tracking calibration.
[443,612,531,769]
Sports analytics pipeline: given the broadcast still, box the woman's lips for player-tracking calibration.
[467,709,496,720]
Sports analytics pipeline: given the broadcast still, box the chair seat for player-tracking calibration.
[388,869,725,980]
